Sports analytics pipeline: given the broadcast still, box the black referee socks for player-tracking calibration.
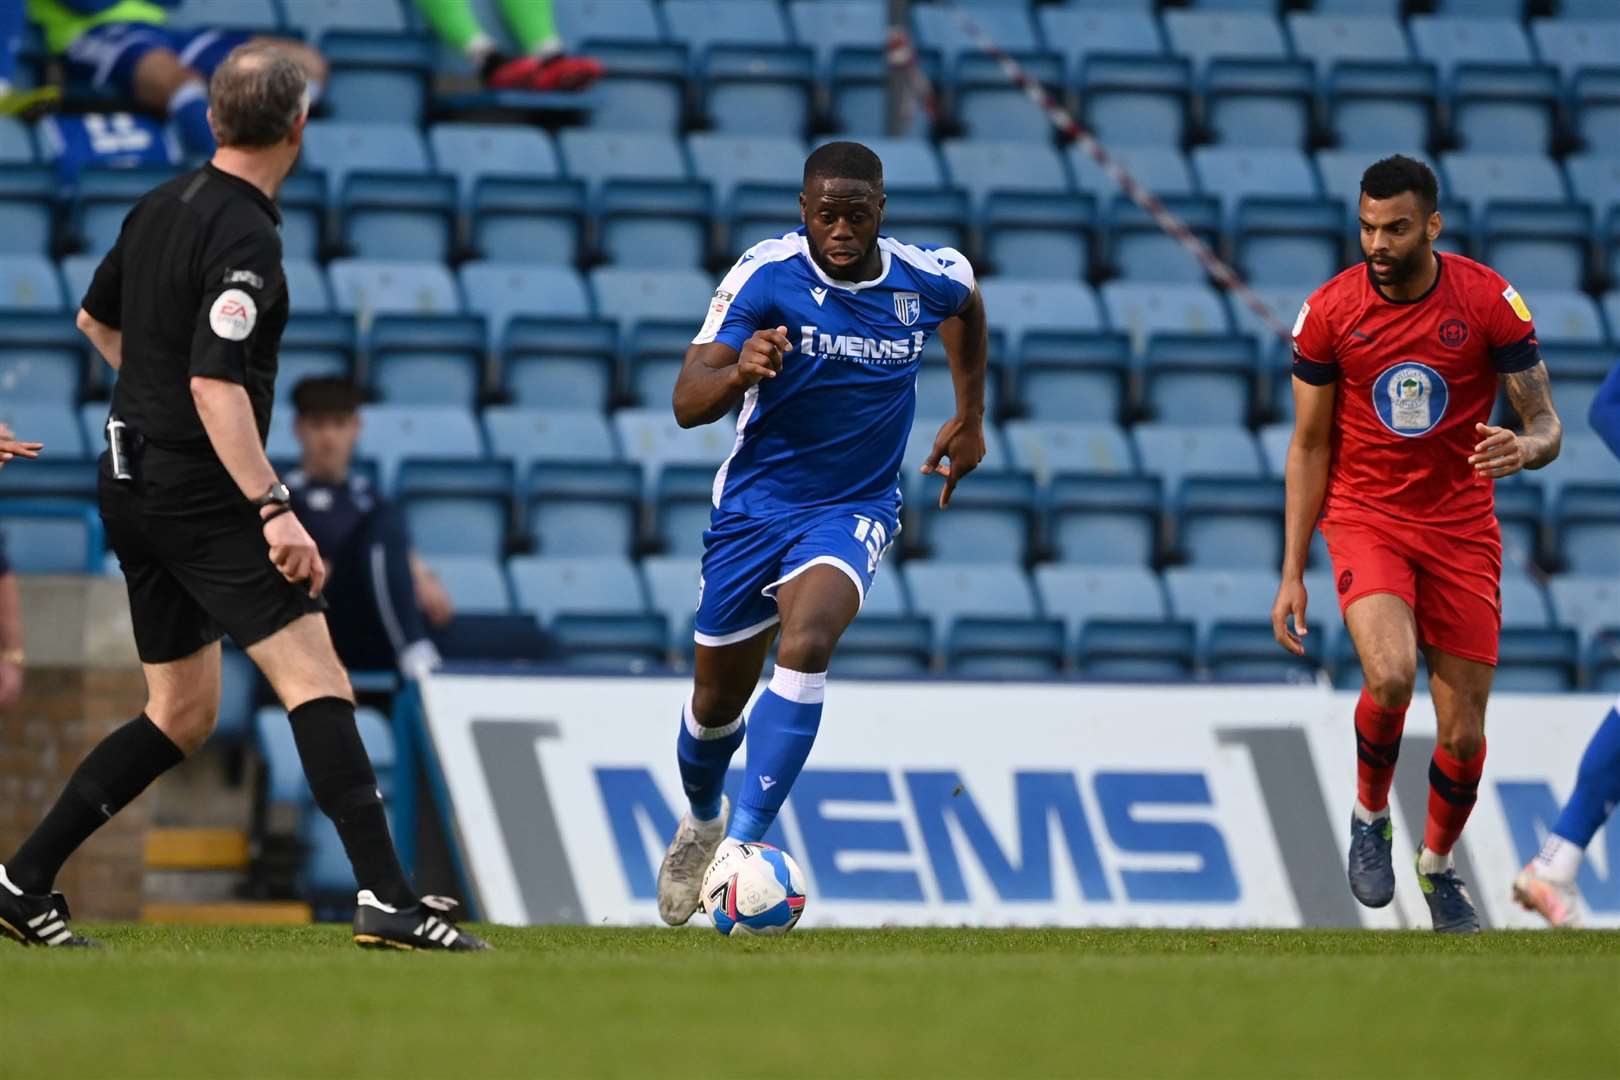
[7,714,185,895]
[288,696,418,909]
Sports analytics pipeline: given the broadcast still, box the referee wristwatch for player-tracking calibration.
[253,481,291,512]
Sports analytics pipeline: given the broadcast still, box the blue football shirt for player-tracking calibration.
[692,229,975,517]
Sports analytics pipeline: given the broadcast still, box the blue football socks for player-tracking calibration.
[1553,705,1620,850]
[675,699,744,823]
[728,666,825,843]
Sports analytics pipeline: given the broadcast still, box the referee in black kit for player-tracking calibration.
[0,45,485,952]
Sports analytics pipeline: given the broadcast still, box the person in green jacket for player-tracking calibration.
[414,0,600,92]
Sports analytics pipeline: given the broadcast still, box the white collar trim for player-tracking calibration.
[798,232,891,292]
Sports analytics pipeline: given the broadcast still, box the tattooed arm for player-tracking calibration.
[1470,360,1562,478]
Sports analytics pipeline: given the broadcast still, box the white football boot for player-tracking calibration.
[657,796,729,926]
[1512,863,1583,928]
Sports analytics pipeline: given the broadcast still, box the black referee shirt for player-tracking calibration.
[81,164,289,511]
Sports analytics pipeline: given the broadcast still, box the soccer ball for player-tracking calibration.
[700,841,806,937]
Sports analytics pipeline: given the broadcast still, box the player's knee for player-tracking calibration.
[1363,663,1415,710]
[147,696,218,755]
[1439,728,1484,761]
[776,625,838,674]
[691,684,750,728]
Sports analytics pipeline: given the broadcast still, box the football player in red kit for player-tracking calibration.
[1269,156,1563,932]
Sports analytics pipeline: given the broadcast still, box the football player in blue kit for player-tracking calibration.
[656,141,989,925]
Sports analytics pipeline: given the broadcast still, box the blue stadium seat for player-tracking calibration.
[507,555,647,625]
[1452,64,1561,154]
[1203,59,1315,150]
[628,320,699,406]
[984,193,1094,281]
[396,458,513,560]
[1483,204,1592,292]
[1554,485,1620,575]
[1531,18,1620,85]
[640,554,701,644]
[1076,54,1192,148]
[588,268,712,335]
[339,172,457,262]
[946,617,1066,678]
[468,177,586,265]
[1,402,84,458]
[1324,63,1438,152]
[1493,480,1544,567]
[0,502,103,572]
[1142,334,1258,426]
[1524,289,1605,344]
[1105,195,1223,283]
[559,130,689,193]
[1547,574,1620,652]
[328,259,459,317]
[978,279,1102,350]
[368,314,485,406]
[817,136,943,189]
[1313,0,1401,13]
[1286,14,1412,76]
[1540,433,1620,508]
[499,317,618,410]
[686,134,804,204]
[702,47,815,138]
[428,124,560,196]
[1163,11,1289,71]
[1572,68,1620,157]
[525,462,642,557]
[1607,292,1620,345]
[1045,473,1162,567]
[281,0,407,39]
[356,405,483,491]
[75,167,179,257]
[940,139,1071,213]
[838,615,933,676]
[1495,628,1579,693]
[1162,567,1278,650]
[1409,16,1533,79]
[1500,569,1552,630]
[862,566,908,618]
[1075,618,1197,682]
[552,612,670,671]
[613,407,736,485]
[828,46,937,138]
[1207,619,1320,683]
[320,31,435,126]
[213,643,260,744]
[913,2,1040,61]
[553,0,662,47]
[1563,155,1620,225]
[0,312,84,403]
[283,259,332,315]
[422,554,512,613]
[579,41,689,132]
[1068,144,1193,201]
[1236,198,1346,287]
[1013,332,1130,423]
[57,256,97,312]
[1002,420,1134,482]
[274,172,327,262]
[484,408,619,472]
[1442,153,1569,218]
[1175,477,1285,569]
[1101,282,1232,353]
[1228,283,1309,359]
[1191,147,1320,225]
[955,50,1066,142]
[274,317,353,400]
[664,0,792,52]
[1541,345,1612,425]
[1039,8,1163,74]
[788,1,884,77]
[724,182,802,256]
[0,167,53,256]
[301,122,430,197]
[1431,0,1526,14]
[652,464,716,557]
[1033,564,1166,645]
[1133,424,1262,493]
[903,561,1037,653]
[914,469,1036,564]
[166,0,280,29]
[600,180,712,269]
[0,118,32,164]
[459,263,590,336]
[1592,631,1620,693]
[881,188,971,252]
[903,417,1009,476]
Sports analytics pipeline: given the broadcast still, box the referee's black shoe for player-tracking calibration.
[0,865,99,948]
[352,891,490,952]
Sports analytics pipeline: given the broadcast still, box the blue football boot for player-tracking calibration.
[1347,812,1395,908]
[1415,852,1481,934]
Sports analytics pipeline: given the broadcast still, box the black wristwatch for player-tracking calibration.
[253,481,291,510]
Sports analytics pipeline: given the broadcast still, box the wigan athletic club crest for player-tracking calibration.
[893,291,920,327]
[1372,360,1448,437]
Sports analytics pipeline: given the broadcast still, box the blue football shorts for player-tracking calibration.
[64,24,253,96]
[693,503,900,647]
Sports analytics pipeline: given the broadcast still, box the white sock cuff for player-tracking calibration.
[684,697,742,741]
[769,665,826,705]
[167,79,207,113]
[1353,799,1389,824]
[1417,846,1453,875]
[534,36,564,60]
[465,33,499,65]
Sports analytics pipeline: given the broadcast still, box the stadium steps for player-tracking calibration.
[140,901,312,925]
[144,827,250,871]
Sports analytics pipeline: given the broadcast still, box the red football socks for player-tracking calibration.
[1354,689,1406,813]
[1424,739,1486,856]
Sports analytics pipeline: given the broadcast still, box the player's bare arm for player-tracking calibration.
[1272,377,1337,656]
[75,306,123,372]
[192,375,325,597]
[921,286,988,509]
[1471,360,1562,479]
[672,327,792,429]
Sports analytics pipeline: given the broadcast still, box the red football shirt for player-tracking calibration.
[1291,252,1541,531]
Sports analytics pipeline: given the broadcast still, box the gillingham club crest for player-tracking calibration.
[893,291,920,327]
[1372,360,1448,437]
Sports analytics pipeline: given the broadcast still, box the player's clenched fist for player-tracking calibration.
[734,325,792,388]
[1468,422,1526,479]
[263,511,327,598]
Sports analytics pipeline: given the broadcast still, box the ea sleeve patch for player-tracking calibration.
[209,288,258,341]
[1502,285,1532,323]
[1291,300,1310,338]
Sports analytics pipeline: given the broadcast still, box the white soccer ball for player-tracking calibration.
[699,841,807,937]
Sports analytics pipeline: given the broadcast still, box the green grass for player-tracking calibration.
[3,926,1617,1079]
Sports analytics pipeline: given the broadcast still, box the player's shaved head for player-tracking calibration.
[1361,155,1438,216]
[804,141,884,190]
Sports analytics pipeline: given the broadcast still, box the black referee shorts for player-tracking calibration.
[98,459,325,665]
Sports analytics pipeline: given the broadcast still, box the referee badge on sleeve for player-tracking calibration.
[210,288,258,341]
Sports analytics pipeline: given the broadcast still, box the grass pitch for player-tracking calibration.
[2,926,1615,1079]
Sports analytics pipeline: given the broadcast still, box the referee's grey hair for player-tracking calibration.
[209,43,309,149]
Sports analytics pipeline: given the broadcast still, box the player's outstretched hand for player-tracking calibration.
[1469,422,1525,479]
[0,423,43,470]
[1270,577,1309,657]
[735,326,792,388]
[921,415,986,509]
[263,512,327,598]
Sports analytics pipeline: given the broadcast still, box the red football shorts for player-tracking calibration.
[1320,515,1502,666]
